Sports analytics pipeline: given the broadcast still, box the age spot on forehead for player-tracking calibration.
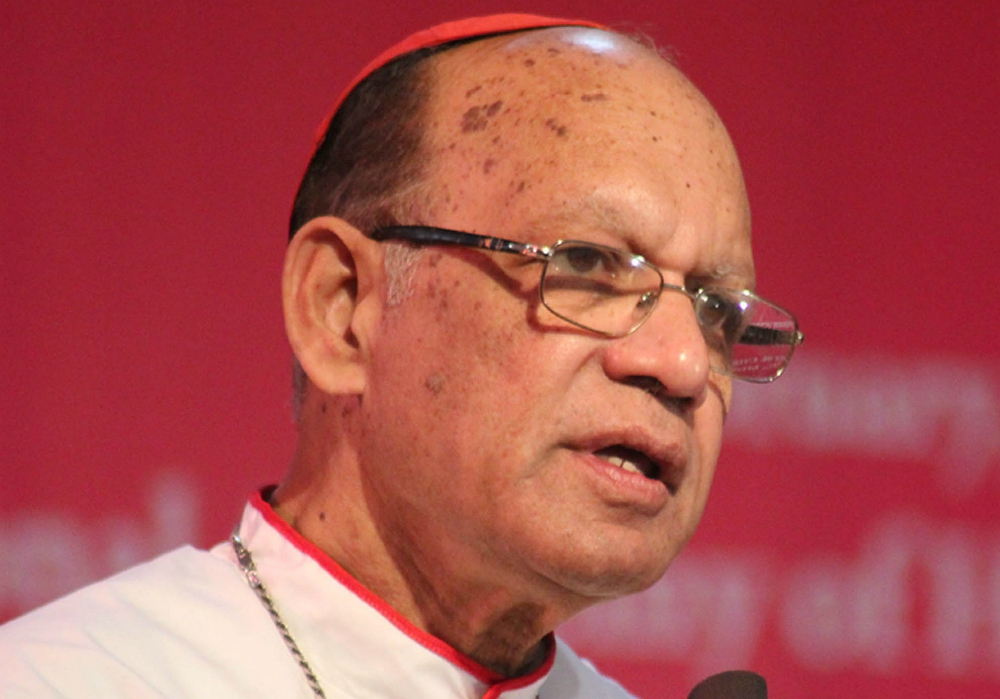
[580,92,607,102]
[544,118,568,137]
[460,100,504,133]
[461,107,486,133]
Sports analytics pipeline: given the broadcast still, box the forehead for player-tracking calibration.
[419,28,754,286]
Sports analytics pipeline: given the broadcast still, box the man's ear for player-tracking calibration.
[282,216,385,396]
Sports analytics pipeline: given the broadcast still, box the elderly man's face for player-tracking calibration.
[359,29,754,609]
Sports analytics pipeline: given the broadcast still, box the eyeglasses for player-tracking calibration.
[370,225,804,382]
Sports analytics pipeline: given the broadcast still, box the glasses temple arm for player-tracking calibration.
[371,226,547,258]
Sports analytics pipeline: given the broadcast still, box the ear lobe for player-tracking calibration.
[283,216,385,396]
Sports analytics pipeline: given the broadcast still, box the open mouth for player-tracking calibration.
[594,445,662,482]
[582,436,686,497]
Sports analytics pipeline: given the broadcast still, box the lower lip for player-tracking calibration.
[575,451,672,513]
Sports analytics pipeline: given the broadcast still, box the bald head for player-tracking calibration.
[415,27,752,284]
[291,25,746,234]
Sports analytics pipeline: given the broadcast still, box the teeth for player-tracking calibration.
[600,454,642,475]
[620,461,641,475]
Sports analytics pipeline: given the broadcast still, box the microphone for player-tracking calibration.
[687,671,767,699]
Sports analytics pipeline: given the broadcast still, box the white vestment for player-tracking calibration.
[0,492,637,699]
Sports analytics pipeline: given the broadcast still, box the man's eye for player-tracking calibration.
[696,292,733,326]
[562,246,610,274]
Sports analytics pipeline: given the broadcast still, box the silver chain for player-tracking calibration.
[231,533,327,699]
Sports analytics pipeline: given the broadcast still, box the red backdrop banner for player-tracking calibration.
[3,2,999,698]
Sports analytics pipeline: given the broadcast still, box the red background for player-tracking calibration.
[3,2,999,697]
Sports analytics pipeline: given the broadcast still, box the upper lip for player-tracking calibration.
[568,427,688,494]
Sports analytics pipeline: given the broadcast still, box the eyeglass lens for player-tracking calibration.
[720,294,800,381]
[542,243,658,336]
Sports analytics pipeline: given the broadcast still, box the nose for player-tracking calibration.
[600,292,712,409]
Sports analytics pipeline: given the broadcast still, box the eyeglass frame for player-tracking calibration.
[369,224,804,382]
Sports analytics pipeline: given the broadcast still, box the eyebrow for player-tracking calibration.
[524,198,635,242]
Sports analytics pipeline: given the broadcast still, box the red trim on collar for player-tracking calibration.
[249,490,557,687]
[313,13,605,144]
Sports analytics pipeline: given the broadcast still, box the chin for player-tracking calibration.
[543,534,681,602]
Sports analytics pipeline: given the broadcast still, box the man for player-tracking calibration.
[0,13,801,698]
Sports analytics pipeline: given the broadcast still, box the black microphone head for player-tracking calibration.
[687,670,767,699]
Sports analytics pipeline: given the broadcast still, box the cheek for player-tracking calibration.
[372,260,600,466]
[416,267,548,381]
[373,271,541,442]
